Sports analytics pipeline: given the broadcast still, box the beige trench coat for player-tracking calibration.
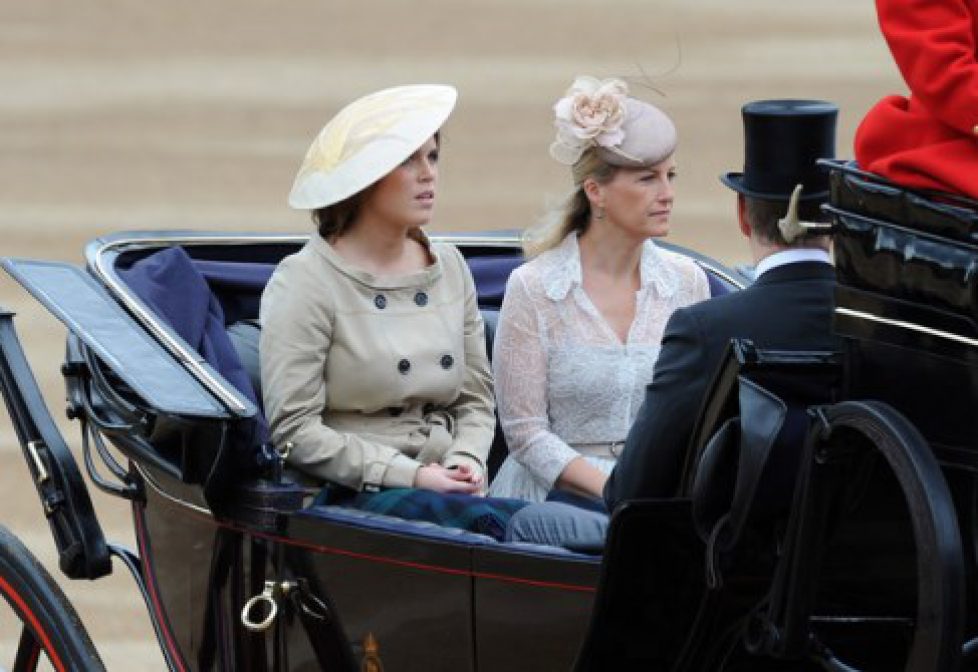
[260,233,495,492]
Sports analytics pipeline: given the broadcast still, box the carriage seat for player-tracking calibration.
[120,243,739,495]
[227,319,261,401]
[299,502,598,560]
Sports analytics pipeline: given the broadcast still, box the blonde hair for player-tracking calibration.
[522,148,618,258]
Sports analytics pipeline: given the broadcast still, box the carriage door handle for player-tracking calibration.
[242,580,294,632]
[242,579,331,633]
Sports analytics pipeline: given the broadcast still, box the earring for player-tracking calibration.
[595,207,605,220]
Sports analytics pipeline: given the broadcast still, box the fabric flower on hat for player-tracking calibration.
[550,76,630,165]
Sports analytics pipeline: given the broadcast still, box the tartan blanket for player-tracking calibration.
[316,487,529,541]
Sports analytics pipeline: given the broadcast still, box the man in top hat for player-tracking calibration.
[506,99,841,549]
[603,99,841,508]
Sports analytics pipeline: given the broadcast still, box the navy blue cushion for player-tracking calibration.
[195,260,276,326]
[118,247,269,445]
[466,254,523,308]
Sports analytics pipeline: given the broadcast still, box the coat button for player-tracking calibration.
[374,294,387,309]
[440,354,454,369]
[414,291,428,307]
[398,359,411,374]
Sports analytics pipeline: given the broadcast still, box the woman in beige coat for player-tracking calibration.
[261,85,497,510]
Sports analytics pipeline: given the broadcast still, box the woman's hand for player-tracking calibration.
[413,464,482,494]
[447,463,484,488]
[555,457,609,499]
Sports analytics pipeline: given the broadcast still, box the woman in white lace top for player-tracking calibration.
[488,77,711,503]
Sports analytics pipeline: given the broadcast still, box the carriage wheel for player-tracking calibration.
[800,401,965,672]
[0,525,104,671]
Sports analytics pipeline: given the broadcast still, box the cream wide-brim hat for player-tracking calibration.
[288,84,458,210]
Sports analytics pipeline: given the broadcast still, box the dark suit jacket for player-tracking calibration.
[604,260,839,509]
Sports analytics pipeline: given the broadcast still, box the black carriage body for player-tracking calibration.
[134,461,599,672]
[828,168,978,455]
[825,162,978,652]
[0,229,745,671]
[3,181,977,671]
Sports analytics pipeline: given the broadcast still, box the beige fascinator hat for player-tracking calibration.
[550,76,677,172]
[289,84,458,210]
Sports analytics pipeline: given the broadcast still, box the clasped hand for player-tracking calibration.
[414,463,484,495]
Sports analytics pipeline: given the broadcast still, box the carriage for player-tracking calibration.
[0,160,973,671]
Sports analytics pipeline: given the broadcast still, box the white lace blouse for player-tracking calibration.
[488,233,711,501]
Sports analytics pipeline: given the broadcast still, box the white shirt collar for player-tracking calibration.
[753,248,832,280]
[543,233,680,301]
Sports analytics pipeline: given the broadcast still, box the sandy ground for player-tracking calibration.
[0,1,904,668]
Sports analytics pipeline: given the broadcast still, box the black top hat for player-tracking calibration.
[721,99,838,201]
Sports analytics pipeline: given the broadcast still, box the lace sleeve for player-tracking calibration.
[492,270,582,490]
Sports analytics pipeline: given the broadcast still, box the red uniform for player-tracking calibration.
[855,0,978,199]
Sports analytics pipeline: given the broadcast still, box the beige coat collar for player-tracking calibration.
[308,230,445,290]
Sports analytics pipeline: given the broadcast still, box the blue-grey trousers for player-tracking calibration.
[504,501,609,553]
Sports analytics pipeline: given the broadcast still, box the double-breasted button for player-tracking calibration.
[374,294,387,309]
[414,291,428,307]
[440,354,454,369]
[397,358,411,374]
